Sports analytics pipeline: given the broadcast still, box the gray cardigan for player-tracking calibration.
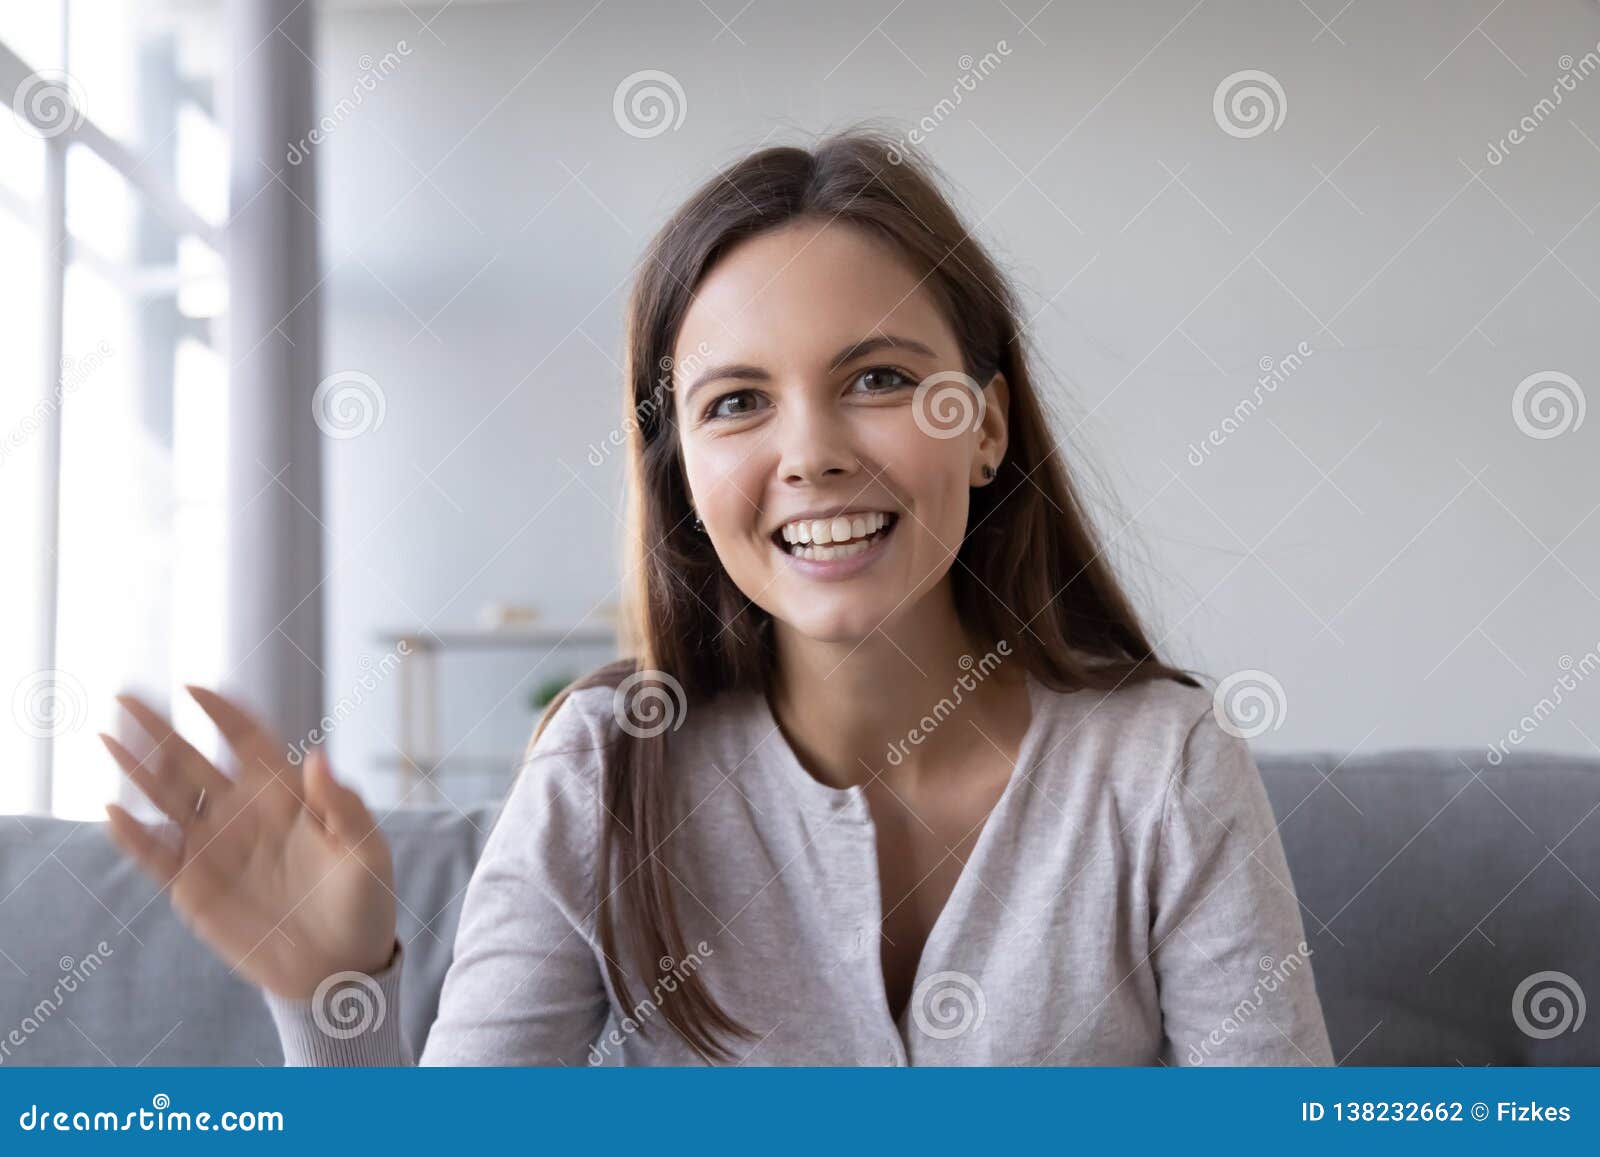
[265,672,1335,1066]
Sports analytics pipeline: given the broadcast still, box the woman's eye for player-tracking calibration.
[702,369,912,421]
[706,390,766,420]
[852,366,915,394]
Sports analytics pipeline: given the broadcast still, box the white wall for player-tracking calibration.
[309,0,1600,806]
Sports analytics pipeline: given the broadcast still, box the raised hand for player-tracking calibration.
[99,686,397,1000]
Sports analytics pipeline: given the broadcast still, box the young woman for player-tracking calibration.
[102,129,1334,1067]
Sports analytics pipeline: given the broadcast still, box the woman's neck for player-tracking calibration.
[767,584,1021,790]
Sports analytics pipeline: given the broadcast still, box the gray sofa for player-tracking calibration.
[1,747,1595,1065]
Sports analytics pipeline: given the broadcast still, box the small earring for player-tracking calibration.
[981,464,995,481]
[691,511,704,531]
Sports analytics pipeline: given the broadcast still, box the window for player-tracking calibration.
[2,1,228,817]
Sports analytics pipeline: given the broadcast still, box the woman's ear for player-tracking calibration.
[972,372,1009,484]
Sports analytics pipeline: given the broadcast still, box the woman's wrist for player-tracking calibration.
[361,937,401,977]
[262,942,411,1065]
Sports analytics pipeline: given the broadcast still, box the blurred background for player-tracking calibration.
[3,0,1597,822]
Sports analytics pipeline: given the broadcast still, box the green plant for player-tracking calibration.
[529,673,575,714]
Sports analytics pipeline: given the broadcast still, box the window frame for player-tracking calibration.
[1,33,224,813]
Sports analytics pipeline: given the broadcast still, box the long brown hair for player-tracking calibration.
[526,127,1198,1061]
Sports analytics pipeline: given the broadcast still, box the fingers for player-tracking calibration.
[184,685,300,793]
[114,693,231,794]
[103,802,181,883]
[99,732,199,824]
[303,748,379,849]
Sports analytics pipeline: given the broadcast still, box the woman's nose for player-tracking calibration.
[775,402,858,485]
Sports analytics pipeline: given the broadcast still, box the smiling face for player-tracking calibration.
[670,218,1008,645]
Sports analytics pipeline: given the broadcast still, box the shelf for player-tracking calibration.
[375,754,520,776]
[376,622,620,805]
[376,625,618,650]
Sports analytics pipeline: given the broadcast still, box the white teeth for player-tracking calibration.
[791,539,872,562]
[778,510,889,546]
[779,511,895,560]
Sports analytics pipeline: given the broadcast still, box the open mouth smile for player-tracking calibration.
[768,510,900,579]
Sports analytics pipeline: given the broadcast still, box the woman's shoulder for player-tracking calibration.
[1033,669,1214,742]
[520,665,752,789]
[499,678,624,850]
[525,681,621,771]
[508,670,768,853]
[536,668,746,750]
[1027,670,1229,797]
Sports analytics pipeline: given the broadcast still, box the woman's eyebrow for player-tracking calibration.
[682,333,938,406]
[825,333,939,371]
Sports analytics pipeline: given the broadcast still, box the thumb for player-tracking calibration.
[303,747,378,850]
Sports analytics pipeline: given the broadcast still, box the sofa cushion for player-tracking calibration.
[1258,747,1599,1065]
[0,806,494,1066]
